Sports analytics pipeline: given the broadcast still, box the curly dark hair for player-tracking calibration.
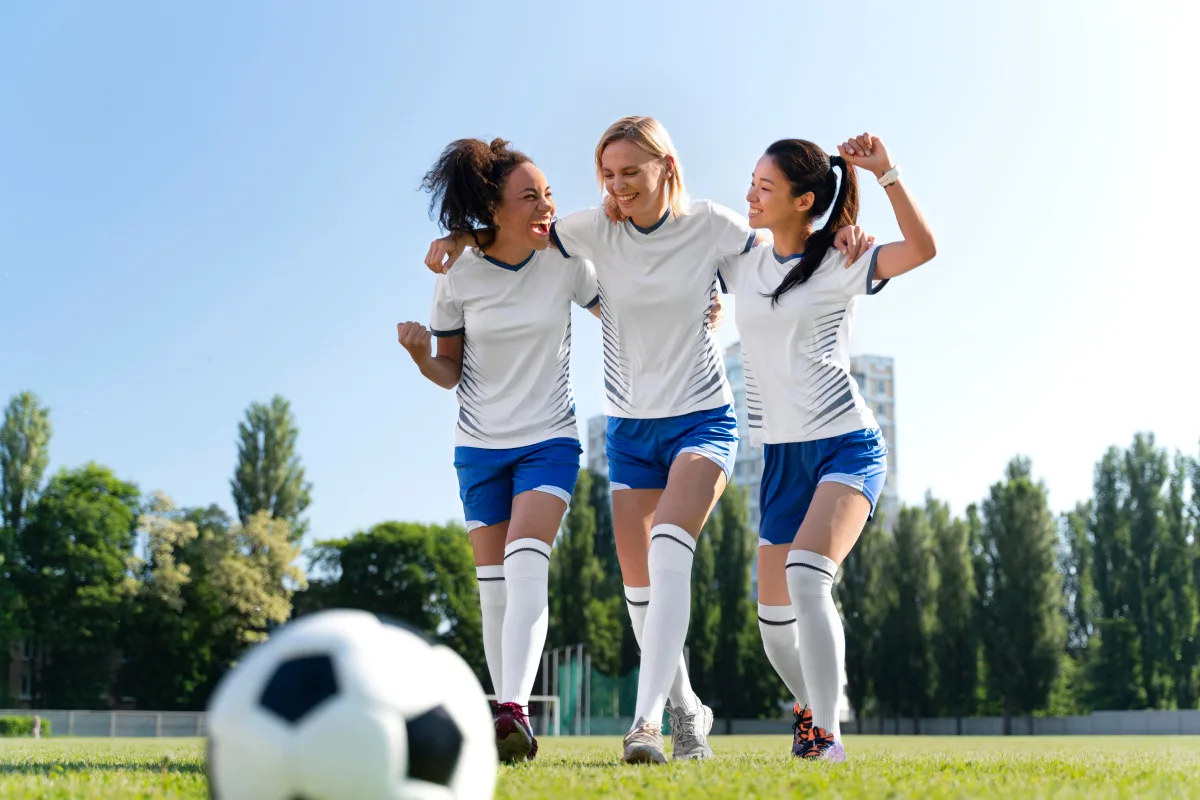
[420,138,532,249]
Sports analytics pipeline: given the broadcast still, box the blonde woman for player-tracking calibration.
[426,117,871,764]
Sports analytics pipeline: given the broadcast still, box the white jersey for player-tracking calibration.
[429,247,599,449]
[718,244,888,445]
[552,200,755,419]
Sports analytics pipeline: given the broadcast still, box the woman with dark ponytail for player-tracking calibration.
[397,138,601,764]
[717,133,936,762]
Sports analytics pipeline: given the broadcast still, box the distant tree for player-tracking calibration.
[1163,452,1198,708]
[0,390,50,669]
[1059,501,1097,712]
[837,510,889,726]
[1123,433,1170,707]
[979,457,1065,732]
[712,485,756,727]
[0,391,52,533]
[686,515,719,703]
[306,521,480,679]
[231,395,312,541]
[1087,447,1144,709]
[878,504,936,730]
[17,464,139,708]
[122,495,305,709]
[930,495,978,729]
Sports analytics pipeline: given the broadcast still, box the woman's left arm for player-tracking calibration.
[838,133,937,280]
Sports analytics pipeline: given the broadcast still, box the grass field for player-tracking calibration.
[1,735,1199,798]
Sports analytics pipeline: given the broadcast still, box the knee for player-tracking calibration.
[648,524,695,576]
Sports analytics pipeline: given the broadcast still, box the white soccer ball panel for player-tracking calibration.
[290,699,406,800]
[207,720,293,800]
[426,645,496,800]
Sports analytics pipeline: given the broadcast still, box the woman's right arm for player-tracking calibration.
[397,322,463,389]
[425,232,473,274]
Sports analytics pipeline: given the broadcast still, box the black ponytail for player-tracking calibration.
[764,141,859,305]
[420,138,531,249]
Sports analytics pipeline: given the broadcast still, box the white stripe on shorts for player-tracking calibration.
[532,484,572,505]
[819,472,867,493]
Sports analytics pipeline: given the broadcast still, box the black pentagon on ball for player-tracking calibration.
[258,654,339,725]
[406,705,462,787]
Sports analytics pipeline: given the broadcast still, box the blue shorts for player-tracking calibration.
[605,405,739,491]
[758,428,888,546]
[453,437,582,531]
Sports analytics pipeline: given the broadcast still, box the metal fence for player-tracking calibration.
[6,705,1198,739]
[843,709,1200,736]
[0,709,208,737]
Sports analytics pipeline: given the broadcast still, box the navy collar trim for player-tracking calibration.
[773,249,803,264]
[629,208,671,235]
[482,250,535,271]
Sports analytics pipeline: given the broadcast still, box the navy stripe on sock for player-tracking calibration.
[651,532,696,554]
[786,561,834,579]
[758,616,796,626]
[505,547,551,562]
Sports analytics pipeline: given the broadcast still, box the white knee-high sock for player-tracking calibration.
[625,585,700,713]
[786,550,844,738]
[500,538,552,707]
[758,603,809,709]
[476,565,506,697]
[632,524,695,727]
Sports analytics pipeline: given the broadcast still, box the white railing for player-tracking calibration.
[0,709,208,737]
[1,698,562,739]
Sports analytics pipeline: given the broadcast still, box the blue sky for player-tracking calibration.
[2,1,1197,554]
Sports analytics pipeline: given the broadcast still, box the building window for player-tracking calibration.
[876,379,887,394]
[20,674,31,700]
[21,640,35,661]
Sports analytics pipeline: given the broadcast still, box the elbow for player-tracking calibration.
[916,235,938,264]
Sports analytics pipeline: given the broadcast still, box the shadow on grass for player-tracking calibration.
[0,761,207,776]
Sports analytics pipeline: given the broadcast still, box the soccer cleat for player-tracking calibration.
[493,701,538,764]
[622,717,668,765]
[802,726,846,763]
[667,701,714,761]
[791,703,814,757]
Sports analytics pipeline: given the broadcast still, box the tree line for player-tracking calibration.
[0,391,308,709]
[2,389,1197,726]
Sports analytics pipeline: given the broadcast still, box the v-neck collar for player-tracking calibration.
[481,250,535,271]
[629,208,671,235]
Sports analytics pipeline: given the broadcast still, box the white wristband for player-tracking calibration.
[877,166,901,187]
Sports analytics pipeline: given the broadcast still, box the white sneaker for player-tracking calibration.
[622,718,667,765]
[667,702,714,761]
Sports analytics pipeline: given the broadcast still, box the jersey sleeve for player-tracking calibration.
[715,253,741,295]
[550,208,606,260]
[838,245,890,298]
[429,273,465,336]
[571,257,600,309]
[708,201,757,258]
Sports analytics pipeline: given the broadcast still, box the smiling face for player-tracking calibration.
[492,161,555,250]
[600,138,672,223]
[745,154,815,231]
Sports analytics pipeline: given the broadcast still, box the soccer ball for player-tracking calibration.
[206,609,497,799]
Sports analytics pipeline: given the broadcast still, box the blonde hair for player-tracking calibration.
[595,116,690,222]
